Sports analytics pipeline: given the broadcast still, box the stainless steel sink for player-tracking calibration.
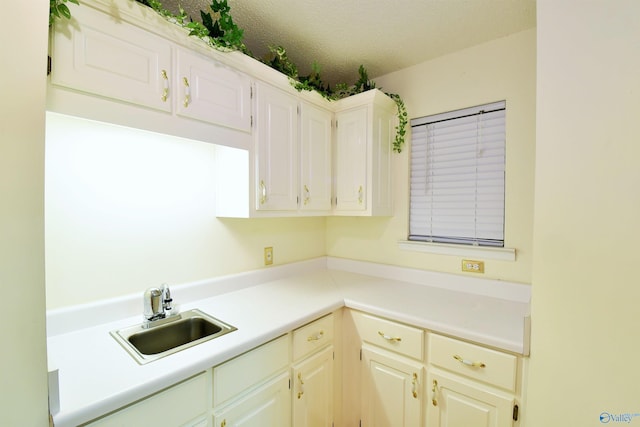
[111,309,236,364]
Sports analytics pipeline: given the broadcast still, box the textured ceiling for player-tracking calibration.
[161,0,536,87]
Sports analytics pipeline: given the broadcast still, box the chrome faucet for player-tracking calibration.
[143,284,174,327]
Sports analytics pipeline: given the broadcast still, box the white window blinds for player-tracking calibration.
[409,101,506,247]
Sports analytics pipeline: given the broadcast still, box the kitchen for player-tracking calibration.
[3,0,640,426]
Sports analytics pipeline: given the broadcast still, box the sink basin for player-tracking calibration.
[111,309,237,364]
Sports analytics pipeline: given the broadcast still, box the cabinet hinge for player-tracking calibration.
[335,120,338,128]
[297,105,300,115]
[47,55,52,76]
[359,420,362,427]
[250,85,253,99]
[359,348,362,361]
[289,378,291,390]
[251,115,253,128]
[513,404,519,421]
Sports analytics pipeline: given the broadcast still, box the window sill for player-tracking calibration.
[397,240,516,261]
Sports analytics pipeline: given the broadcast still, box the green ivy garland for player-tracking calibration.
[49,0,408,152]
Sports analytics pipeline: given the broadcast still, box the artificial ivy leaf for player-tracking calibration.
[68,0,80,5]
[57,3,71,19]
[200,11,215,35]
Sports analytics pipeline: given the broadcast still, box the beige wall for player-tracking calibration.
[45,115,326,308]
[527,1,640,425]
[0,0,50,425]
[327,29,536,284]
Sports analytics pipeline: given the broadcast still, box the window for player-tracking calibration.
[409,101,506,247]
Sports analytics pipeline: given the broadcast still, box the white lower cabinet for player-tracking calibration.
[343,309,524,427]
[212,373,291,427]
[291,313,335,427]
[427,369,515,427]
[82,310,524,427]
[83,372,209,427]
[212,334,291,427]
[292,346,334,427]
[426,333,521,427]
[361,345,423,427]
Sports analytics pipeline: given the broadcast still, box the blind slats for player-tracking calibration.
[409,101,506,247]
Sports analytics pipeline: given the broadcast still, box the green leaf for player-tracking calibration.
[58,3,71,19]
[68,0,80,5]
[200,10,215,35]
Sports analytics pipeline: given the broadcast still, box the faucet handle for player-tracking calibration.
[161,283,173,315]
[143,287,163,320]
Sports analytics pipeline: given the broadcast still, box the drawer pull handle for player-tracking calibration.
[303,184,310,205]
[307,330,324,341]
[183,77,191,107]
[432,379,438,406]
[453,354,486,368]
[378,331,402,342]
[259,180,267,205]
[160,69,169,102]
[297,372,305,399]
[411,372,418,399]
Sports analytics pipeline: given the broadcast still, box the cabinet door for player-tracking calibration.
[360,345,423,427]
[292,346,334,427]
[50,3,172,112]
[335,107,368,212]
[427,369,515,427]
[213,373,291,427]
[176,49,251,132]
[299,102,332,212]
[254,82,299,211]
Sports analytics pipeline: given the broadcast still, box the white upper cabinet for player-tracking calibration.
[334,90,396,216]
[48,0,397,218]
[254,81,299,211]
[299,102,333,213]
[176,48,252,132]
[50,2,172,113]
[216,84,333,217]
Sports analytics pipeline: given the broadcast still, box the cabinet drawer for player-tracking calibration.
[428,333,518,392]
[85,372,208,426]
[213,334,290,406]
[352,310,424,360]
[293,313,334,361]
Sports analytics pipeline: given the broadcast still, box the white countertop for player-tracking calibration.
[47,258,530,427]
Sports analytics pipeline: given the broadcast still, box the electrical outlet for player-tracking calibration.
[462,259,484,273]
[264,247,273,265]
